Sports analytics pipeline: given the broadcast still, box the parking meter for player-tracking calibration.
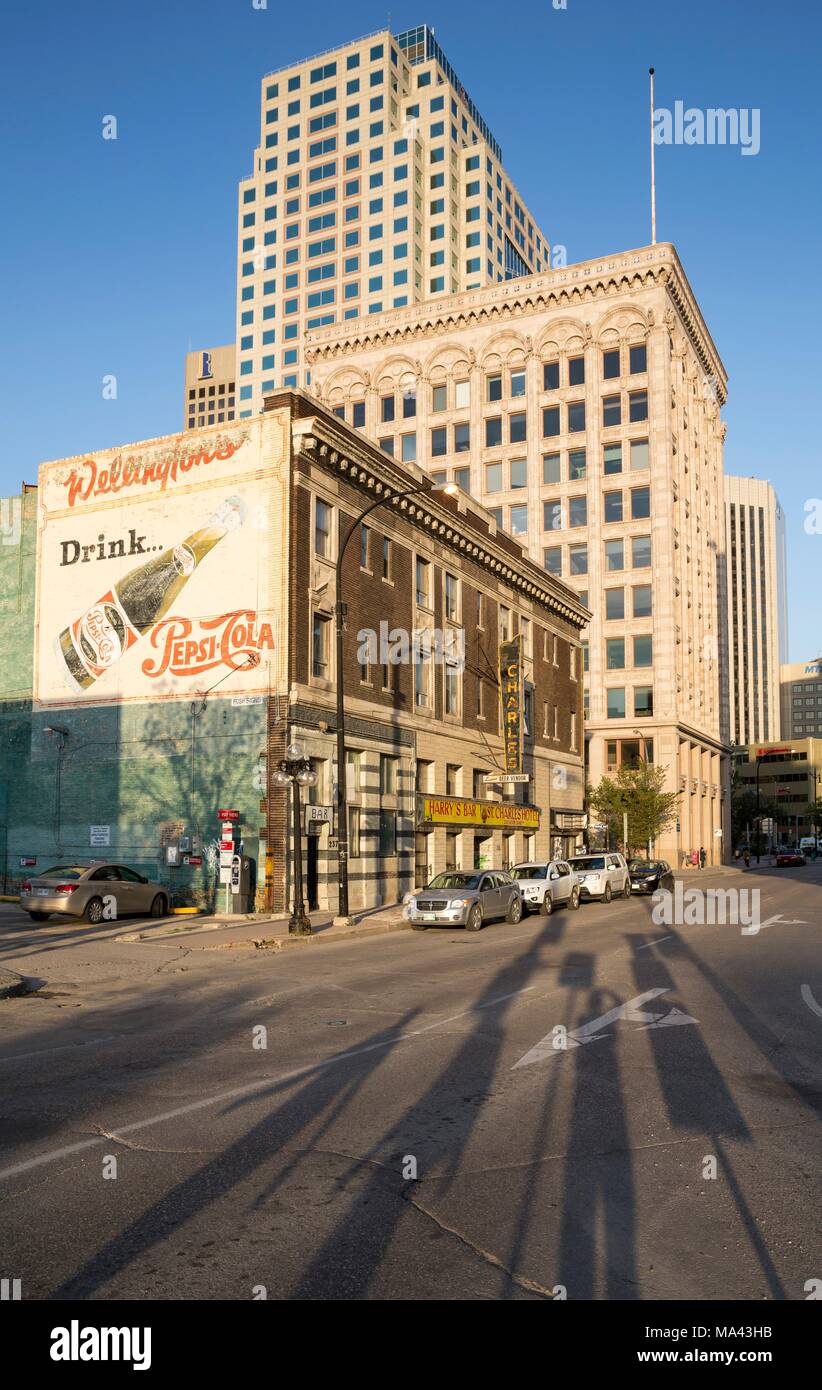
[230,855,252,912]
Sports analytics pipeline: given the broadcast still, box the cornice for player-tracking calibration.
[305,243,727,404]
[289,410,590,633]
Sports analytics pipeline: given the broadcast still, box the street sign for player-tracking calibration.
[90,825,110,847]
[217,809,239,821]
[219,850,234,867]
[219,838,234,851]
[183,855,203,866]
[219,867,231,885]
[484,772,530,785]
[19,856,36,867]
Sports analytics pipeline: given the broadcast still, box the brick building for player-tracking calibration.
[0,396,586,913]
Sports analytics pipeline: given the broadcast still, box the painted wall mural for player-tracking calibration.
[34,413,291,706]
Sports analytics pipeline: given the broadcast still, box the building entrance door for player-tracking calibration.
[306,835,319,910]
[414,832,431,888]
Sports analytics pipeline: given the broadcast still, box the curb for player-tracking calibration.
[116,915,410,949]
[245,918,410,951]
[0,968,43,1000]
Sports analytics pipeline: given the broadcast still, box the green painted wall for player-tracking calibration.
[1,695,267,905]
[0,486,36,701]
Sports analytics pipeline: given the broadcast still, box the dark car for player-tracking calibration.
[775,850,806,867]
[628,859,675,894]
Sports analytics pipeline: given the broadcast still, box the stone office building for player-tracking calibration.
[305,241,733,865]
[0,395,586,913]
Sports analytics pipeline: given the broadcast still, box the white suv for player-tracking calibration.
[569,852,631,903]
[511,861,581,915]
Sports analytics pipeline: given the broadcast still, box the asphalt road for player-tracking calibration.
[0,865,820,1301]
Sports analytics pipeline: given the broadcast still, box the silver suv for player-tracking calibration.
[568,852,631,903]
[511,861,581,915]
[405,870,523,931]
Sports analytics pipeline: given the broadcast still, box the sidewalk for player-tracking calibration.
[115,902,411,952]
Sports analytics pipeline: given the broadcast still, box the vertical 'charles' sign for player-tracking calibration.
[499,634,523,774]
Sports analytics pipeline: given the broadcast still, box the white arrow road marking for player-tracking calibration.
[634,1005,699,1031]
[801,984,822,1020]
[512,987,699,1068]
[742,913,808,936]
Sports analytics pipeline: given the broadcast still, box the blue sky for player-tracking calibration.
[1,0,819,659]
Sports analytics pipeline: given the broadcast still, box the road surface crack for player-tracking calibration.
[404,1192,554,1298]
[88,1124,213,1155]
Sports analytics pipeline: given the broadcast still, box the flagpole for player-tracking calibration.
[649,66,657,245]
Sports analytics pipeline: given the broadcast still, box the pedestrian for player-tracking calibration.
[690,849,698,868]
[743,847,750,869]
[699,846,706,870]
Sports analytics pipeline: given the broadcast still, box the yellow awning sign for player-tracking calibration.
[418,795,540,830]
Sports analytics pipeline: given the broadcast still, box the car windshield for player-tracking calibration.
[426,873,481,890]
[512,864,547,880]
[629,860,663,873]
[570,856,605,871]
[36,866,87,880]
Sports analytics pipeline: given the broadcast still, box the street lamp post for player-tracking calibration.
[755,754,765,864]
[333,479,455,926]
[272,741,317,934]
[632,727,652,860]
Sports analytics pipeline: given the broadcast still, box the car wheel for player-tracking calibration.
[603,884,612,904]
[85,896,105,925]
[542,892,553,916]
[465,904,483,932]
[623,880,631,898]
[569,887,580,910]
[28,911,50,922]
[150,894,168,919]
[507,895,523,924]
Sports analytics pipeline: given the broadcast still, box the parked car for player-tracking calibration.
[568,852,631,902]
[405,870,522,931]
[628,859,675,894]
[20,863,170,924]
[510,861,581,915]
[775,850,806,867]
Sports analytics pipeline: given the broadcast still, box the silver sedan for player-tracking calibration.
[20,863,170,925]
[405,870,523,931]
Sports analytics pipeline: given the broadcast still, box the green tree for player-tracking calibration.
[587,762,679,858]
[803,798,822,840]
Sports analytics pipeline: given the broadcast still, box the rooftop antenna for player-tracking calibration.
[649,66,657,245]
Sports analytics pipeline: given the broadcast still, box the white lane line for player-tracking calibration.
[0,1036,120,1064]
[636,936,673,951]
[0,985,534,1183]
